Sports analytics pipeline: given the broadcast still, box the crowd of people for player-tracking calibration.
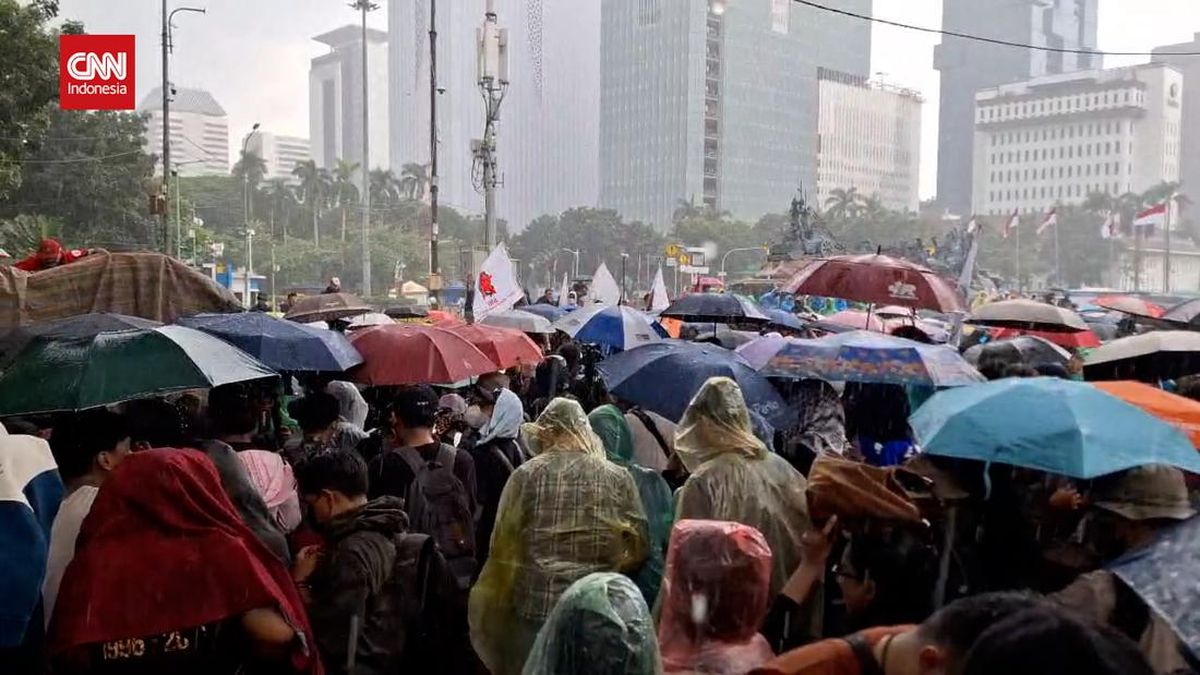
[1,307,1194,675]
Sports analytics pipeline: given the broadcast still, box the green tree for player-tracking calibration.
[0,0,60,200]
[399,162,430,200]
[331,159,360,243]
[291,159,327,245]
[823,187,864,221]
[262,178,294,241]
[370,168,402,207]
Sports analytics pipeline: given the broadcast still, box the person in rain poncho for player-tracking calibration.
[325,380,369,430]
[674,377,812,596]
[658,520,775,674]
[469,398,650,675]
[589,404,673,604]
[470,386,528,565]
[522,572,662,675]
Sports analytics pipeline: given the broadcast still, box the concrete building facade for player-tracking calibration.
[935,0,1099,214]
[599,0,872,229]
[1153,34,1200,205]
[816,68,923,213]
[245,132,311,182]
[309,25,390,171]
[972,63,1183,216]
[140,87,229,176]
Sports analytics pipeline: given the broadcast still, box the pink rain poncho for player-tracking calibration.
[658,519,774,674]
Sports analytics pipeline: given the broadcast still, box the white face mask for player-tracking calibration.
[465,405,490,430]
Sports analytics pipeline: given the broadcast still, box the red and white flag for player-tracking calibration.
[1002,210,1020,239]
[1037,208,1058,235]
[1134,203,1167,230]
[1100,212,1119,240]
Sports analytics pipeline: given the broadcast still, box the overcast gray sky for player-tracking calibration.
[54,0,1200,199]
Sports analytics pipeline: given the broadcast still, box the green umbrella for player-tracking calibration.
[0,323,276,415]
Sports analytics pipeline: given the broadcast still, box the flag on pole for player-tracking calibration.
[1134,203,1167,232]
[1037,208,1058,236]
[472,242,523,320]
[590,262,621,305]
[1100,212,1119,240]
[966,216,979,235]
[1002,210,1020,239]
[556,272,571,308]
[650,267,669,312]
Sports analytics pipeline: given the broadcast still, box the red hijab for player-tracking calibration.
[49,449,320,673]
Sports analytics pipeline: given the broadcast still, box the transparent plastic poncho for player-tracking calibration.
[469,398,650,675]
[674,377,812,595]
[522,572,663,675]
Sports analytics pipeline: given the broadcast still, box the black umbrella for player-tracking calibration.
[659,294,769,324]
[1111,515,1200,663]
[963,336,1072,370]
[0,313,163,366]
[1162,298,1200,328]
[384,304,429,320]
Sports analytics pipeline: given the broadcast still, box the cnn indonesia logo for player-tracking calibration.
[59,35,136,110]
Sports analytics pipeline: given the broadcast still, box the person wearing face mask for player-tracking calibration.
[468,386,527,566]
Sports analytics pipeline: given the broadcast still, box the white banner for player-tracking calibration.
[591,262,621,305]
[651,267,670,311]
[556,272,571,307]
[472,243,523,320]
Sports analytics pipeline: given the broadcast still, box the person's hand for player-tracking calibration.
[800,515,839,569]
[1049,486,1084,511]
[292,545,323,584]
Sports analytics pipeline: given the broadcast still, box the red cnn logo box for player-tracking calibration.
[59,35,136,110]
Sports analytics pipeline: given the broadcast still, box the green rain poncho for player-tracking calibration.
[522,572,663,675]
[674,377,812,596]
[589,404,674,603]
[469,398,651,675]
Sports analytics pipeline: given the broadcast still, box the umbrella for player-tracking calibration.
[0,322,276,416]
[735,334,793,370]
[283,292,371,323]
[1093,381,1200,447]
[783,253,964,312]
[963,335,1072,369]
[344,312,394,330]
[427,309,465,327]
[690,328,757,350]
[350,324,496,386]
[1162,298,1200,327]
[968,299,1088,332]
[384,304,429,319]
[520,304,567,322]
[763,309,806,332]
[992,326,1100,349]
[597,341,789,427]
[825,309,896,333]
[177,312,362,372]
[449,323,544,370]
[762,330,985,387]
[659,294,769,324]
[1084,331,1200,382]
[0,312,162,365]
[479,309,555,334]
[910,377,1200,479]
[1095,295,1164,319]
[1110,515,1200,663]
[874,305,917,319]
[552,304,662,351]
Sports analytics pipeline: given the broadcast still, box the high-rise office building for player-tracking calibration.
[309,25,390,171]
[599,0,871,229]
[245,132,312,182]
[935,0,1099,214]
[389,0,601,231]
[1153,34,1200,203]
[140,87,229,176]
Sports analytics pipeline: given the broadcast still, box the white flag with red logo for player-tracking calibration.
[472,242,523,320]
[1002,210,1020,239]
[1134,203,1167,230]
[1037,208,1058,236]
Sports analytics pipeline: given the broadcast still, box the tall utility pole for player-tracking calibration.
[476,0,508,250]
[353,1,378,298]
[429,0,441,301]
[242,124,260,308]
[160,3,205,256]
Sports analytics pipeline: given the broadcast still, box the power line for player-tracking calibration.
[791,0,1200,57]
[1,150,143,165]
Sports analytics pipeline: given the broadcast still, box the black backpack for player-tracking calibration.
[347,533,439,673]
[398,444,478,589]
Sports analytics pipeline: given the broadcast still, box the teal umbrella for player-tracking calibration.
[0,322,276,415]
[911,377,1200,479]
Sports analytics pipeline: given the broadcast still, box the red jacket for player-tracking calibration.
[13,239,89,272]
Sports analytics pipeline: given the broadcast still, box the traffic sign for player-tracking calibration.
[665,244,680,258]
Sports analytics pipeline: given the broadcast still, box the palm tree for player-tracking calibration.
[370,168,402,207]
[232,150,268,190]
[332,159,361,242]
[1082,190,1115,215]
[860,193,887,221]
[672,195,705,223]
[824,187,863,221]
[263,178,294,240]
[291,159,327,245]
[399,162,431,201]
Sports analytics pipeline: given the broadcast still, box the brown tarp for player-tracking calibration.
[0,251,241,330]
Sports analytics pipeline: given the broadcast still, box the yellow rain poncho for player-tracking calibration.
[522,572,663,675]
[469,398,650,675]
[674,377,812,596]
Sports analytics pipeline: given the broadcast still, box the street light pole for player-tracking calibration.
[620,253,629,305]
[242,124,260,308]
[352,1,379,298]
[428,0,441,304]
[560,248,579,278]
[161,3,205,256]
[719,246,769,279]
[477,0,508,251]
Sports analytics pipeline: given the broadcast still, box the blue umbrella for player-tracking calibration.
[178,312,363,372]
[597,340,789,427]
[762,330,984,387]
[911,377,1200,479]
[764,309,806,332]
[553,304,662,351]
[521,304,567,322]
[1111,515,1200,662]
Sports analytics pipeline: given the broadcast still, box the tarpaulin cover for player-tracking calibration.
[675,377,812,595]
[469,398,649,675]
[589,404,673,603]
[806,453,923,524]
[521,573,662,675]
[658,520,774,674]
[0,251,240,330]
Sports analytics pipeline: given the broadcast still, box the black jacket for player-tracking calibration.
[467,436,524,565]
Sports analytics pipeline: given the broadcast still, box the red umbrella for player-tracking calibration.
[450,323,544,370]
[824,310,898,333]
[993,327,1101,349]
[784,254,964,312]
[427,309,465,327]
[349,324,496,386]
[1094,295,1164,319]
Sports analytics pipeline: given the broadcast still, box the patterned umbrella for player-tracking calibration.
[784,253,964,312]
[762,330,984,387]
